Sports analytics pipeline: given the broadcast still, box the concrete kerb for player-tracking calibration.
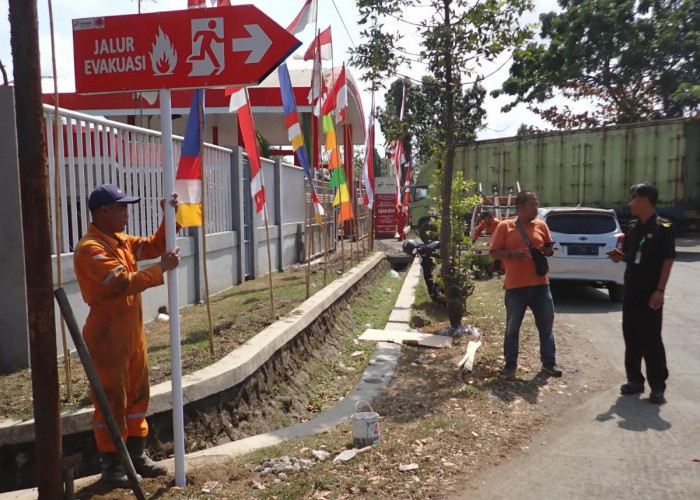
[0,254,423,499]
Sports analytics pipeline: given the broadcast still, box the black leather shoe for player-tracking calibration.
[649,390,665,404]
[620,382,644,395]
[542,363,563,377]
[500,365,517,380]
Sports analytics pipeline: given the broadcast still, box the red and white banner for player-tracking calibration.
[229,87,266,214]
[302,26,332,61]
[321,65,347,123]
[287,0,318,35]
[362,97,375,209]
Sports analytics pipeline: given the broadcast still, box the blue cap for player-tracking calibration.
[88,184,140,211]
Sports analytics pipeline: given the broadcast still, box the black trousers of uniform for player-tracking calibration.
[622,304,668,391]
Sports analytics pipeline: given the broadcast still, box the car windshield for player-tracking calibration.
[413,187,429,202]
[545,213,617,234]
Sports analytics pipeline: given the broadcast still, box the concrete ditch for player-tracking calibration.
[0,252,391,493]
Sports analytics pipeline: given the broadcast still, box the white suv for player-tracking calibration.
[538,207,625,301]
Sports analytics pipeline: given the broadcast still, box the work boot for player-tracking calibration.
[126,437,168,478]
[100,452,140,487]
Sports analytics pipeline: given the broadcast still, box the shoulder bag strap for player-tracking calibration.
[515,220,534,249]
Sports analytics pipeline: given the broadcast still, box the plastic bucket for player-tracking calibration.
[351,400,379,448]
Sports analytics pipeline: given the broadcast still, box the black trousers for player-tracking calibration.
[622,304,668,391]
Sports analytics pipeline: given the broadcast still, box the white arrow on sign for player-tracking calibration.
[231,24,271,64]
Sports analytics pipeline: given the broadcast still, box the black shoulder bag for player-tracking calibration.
[515,220,549,276]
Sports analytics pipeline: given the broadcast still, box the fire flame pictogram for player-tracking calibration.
[150,27,177,76]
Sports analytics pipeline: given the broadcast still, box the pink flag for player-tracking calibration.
[303,27,332,61]
[287,0,318,35]
[229,88,266,214]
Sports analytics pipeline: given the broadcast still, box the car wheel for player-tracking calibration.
[608,283,623,302]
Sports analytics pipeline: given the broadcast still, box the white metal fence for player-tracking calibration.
[43,105,233,254]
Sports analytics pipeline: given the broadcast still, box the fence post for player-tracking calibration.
[0,86,30,372]
[231,147,246,284]
[191,226,204,303]
[274,158,283,271]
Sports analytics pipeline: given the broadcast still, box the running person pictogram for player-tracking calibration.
[187,18,225,76]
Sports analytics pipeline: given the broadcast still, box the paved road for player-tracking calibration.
[450,249,700,500]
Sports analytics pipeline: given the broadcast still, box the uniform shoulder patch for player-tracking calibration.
[657,216,672,228]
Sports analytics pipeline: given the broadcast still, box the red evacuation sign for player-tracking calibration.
[72,5,300,94]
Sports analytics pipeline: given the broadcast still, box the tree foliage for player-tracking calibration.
[351,0,533,325]
[377,77,487,164]
[496,0,700,128]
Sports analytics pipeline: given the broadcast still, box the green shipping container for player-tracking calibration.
[455,118,700,228]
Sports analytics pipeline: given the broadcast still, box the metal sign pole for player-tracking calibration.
[159,88,186,487]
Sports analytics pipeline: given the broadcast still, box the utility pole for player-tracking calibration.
[9,1,63,498]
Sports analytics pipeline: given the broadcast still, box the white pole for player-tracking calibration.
[159,88,186,487]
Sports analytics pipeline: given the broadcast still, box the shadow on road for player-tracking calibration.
[595,394,671,432]
[675,252,700,263]
[550,282,623,315]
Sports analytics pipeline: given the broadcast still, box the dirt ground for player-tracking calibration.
[68,240,615,499]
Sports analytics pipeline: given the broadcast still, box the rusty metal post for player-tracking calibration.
[9,1,62,498]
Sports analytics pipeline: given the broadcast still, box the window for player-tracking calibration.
[545,213,617,234]
[412,187,428,202]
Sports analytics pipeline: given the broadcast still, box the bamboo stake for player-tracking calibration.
[48,0,72,401]
[197,91,215,358]
[263,204,276,320]
[369,206,374,251]
[305,184,311,299]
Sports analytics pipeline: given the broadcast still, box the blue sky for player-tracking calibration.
[1,0,569,149]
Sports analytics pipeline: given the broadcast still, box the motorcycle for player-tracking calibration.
[403,239,446,306]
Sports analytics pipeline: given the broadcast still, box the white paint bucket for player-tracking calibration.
[351,400,379,448]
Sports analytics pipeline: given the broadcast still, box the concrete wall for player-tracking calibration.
[0,87,30,373]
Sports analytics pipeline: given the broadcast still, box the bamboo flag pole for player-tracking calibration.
[263,203,276,321]
[310,18,328,287]
[197,92,215,358]
[48,0,72,401]
[305,186,311,299]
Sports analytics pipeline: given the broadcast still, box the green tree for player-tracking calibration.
[496,0,700,128]
[352,0,533,326]
[378,77,487,164]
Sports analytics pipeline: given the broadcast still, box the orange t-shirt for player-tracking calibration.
[490,218,553,290]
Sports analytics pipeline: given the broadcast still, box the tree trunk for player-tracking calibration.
[9,0,62,497]
[439,0,463,327]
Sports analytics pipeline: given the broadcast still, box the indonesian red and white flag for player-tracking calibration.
[301,27,332,61]
[393,85,407,204]
[362,97,375,209]
[228,87,266,214]
[307,35,323,109]
[320,65,348,123]
[287,0,318,35]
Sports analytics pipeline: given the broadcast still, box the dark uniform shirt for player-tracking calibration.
[622,213,675,306]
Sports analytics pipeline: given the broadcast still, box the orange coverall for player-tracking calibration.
[472,217,501,242]
[74,222,167,452]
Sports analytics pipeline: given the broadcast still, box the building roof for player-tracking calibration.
[42,66,366,146]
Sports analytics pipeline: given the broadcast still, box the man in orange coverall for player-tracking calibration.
[473,211,503,273]
[74,184,181,485]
